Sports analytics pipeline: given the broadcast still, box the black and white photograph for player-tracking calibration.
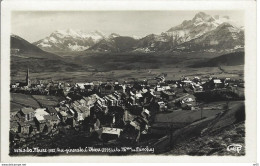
[0,0,257,163]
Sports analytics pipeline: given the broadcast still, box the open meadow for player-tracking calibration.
[11,65,244,84]
[10,93,64,113]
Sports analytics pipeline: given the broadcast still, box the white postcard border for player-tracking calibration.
[1,0,257,163]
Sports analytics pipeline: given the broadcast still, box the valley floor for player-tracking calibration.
[11,65,244,83]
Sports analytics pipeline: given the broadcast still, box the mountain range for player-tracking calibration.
[32,12,244,53]
[11,34,60,59]
[33,29,105,52]
[10,35,85,74]
[10,12,245,74]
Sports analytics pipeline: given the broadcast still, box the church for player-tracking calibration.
[17,68,31,87]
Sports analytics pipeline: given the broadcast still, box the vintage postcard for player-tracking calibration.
[0,0,257,163]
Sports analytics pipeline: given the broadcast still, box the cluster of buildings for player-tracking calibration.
[10,69,244,146]
[10,107,60,143]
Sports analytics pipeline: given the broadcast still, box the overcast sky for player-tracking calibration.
[12,10,244,42]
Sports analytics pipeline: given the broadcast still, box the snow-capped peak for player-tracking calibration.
[108,33,120,39]
[165,12,243,46]
[51,29,105,41]
[132,35,142,40]
[34,29,107,52]
[192,12,214,22]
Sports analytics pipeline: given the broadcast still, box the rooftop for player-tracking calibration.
[35,108,49,116]
[73,106,82,113]
[20,107,34,114]
[102,127,122,135]
[18,121,30,127]
[35,114,46,122]
[60,111,68,117]
[47,107,57,114]
[213,79,222,84]
[136,93,143,98]
[162,91,175,95]
[44,114,60,121]
[11,121,19,127]
[144,109,150,115]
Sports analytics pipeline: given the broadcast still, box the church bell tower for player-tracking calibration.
[26,68,31,87]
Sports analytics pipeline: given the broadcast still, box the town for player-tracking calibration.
[9,68,245,155]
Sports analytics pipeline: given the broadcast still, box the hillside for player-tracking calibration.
[135,34,173,52]
[153,101,245,155]
[11,35,86,75]
[190,52,244,67]
[11,35,60,59]
[11,34,242,78]
[173,23,244,52]
[88,36,138,52]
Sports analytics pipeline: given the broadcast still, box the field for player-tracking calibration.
[153,101,245,155]
[154,101,242,124]
[10,93,65,113]
[32,95,65,107]
[11,65,244,84]
[11,93,41,112]
[154,108,223,124]
[11,50,245,83]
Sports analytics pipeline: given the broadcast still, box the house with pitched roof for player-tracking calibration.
[59,111,68,123]
[18,121,30,134]
[10,121,19,133]
[101,127,122,140]
[17,107,35,122]
[46,107,58,116]
[99,83,115,96]
[34,108,49,132]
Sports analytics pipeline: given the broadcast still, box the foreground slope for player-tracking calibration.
[153,101,245,155]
